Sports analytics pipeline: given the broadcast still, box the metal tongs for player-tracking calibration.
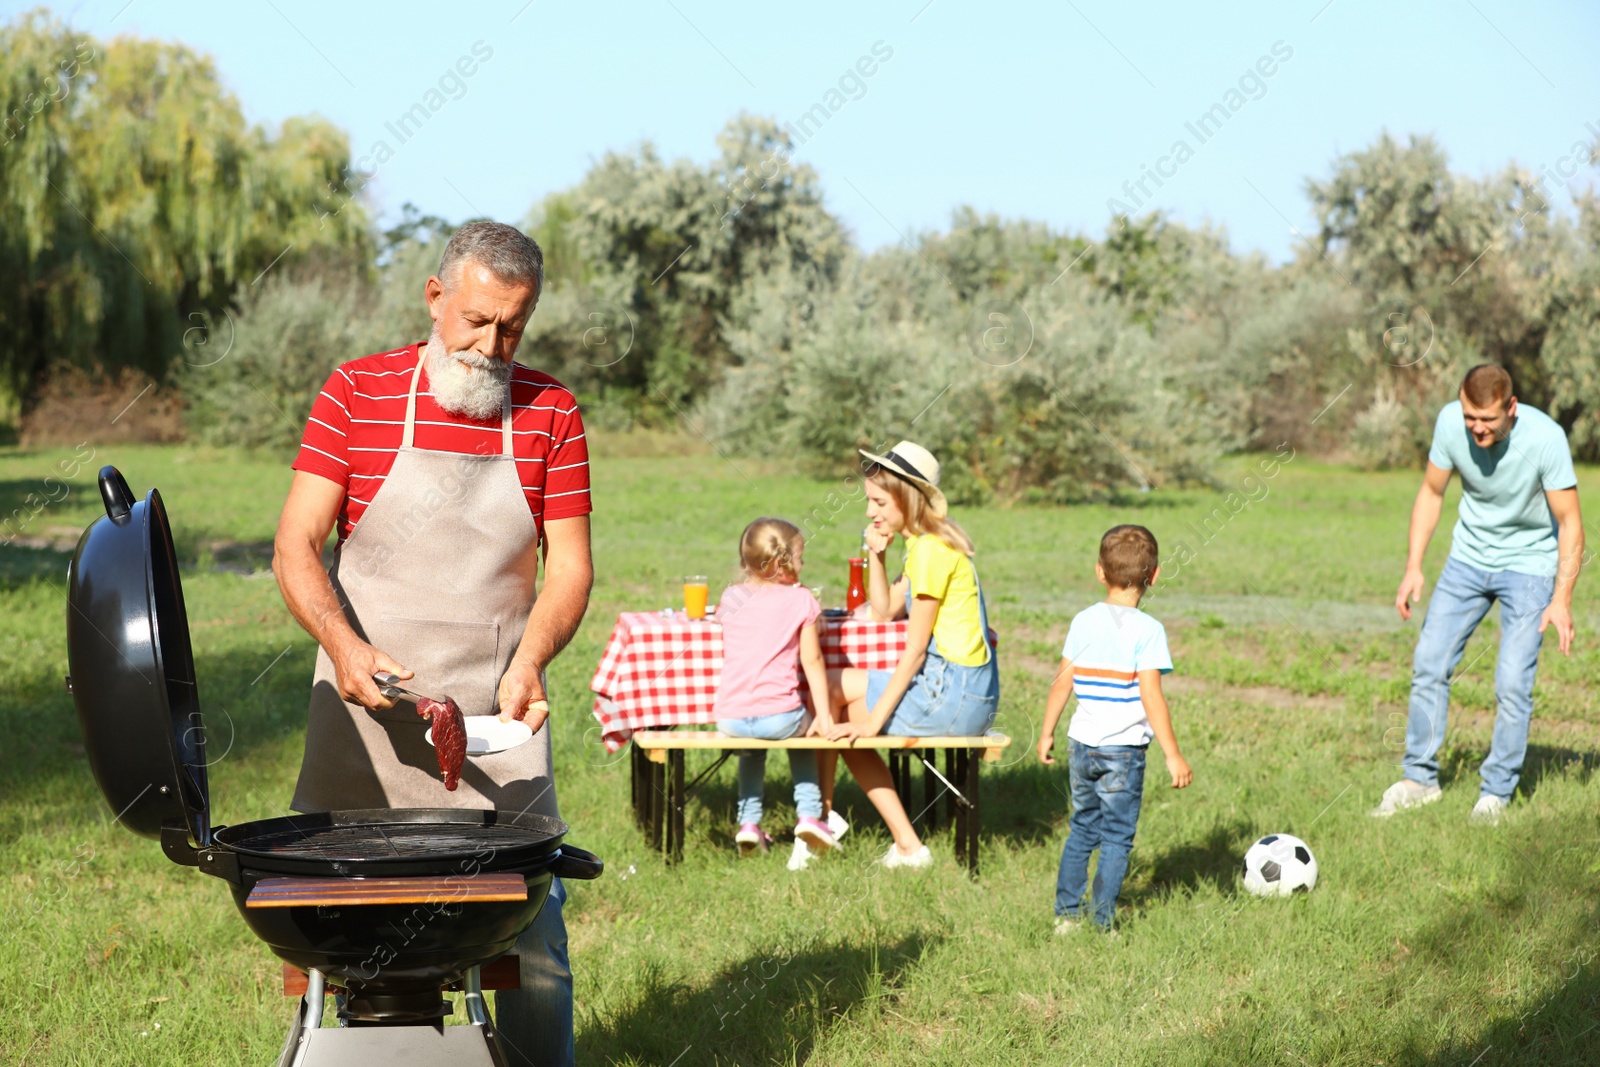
[373,671,444,706]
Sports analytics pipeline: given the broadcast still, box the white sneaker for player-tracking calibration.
[1370,779,1443,817]
[827,809,850,840]
[786,839,812,871]
[1471,794,1509,825]
[880,843,933,870]
[1053,917,1083,936]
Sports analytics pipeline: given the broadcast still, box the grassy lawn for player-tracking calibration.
[3,442,1598,1065]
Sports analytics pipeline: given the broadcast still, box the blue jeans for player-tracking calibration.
[719,707,821,824]
[494,877,573,1067]
[1056,742,1147,928]
[1405,556,1554,800]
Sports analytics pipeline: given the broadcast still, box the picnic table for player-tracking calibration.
[589,610,906,750]
[590,610,1008,873]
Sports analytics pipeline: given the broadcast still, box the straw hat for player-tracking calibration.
[858,440,948,518]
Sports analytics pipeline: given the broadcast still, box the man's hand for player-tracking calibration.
[1396,567,1426,621]
[497,659,548,732]
[1539,600,1576,656]
[330,638,411,711]
[1037,733,1057,765]
[1166,753,1193,788]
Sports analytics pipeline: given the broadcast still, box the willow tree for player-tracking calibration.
[0,9,370,422]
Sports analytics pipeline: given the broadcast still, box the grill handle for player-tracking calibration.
[99,466,136,524]
[550,845,603,881]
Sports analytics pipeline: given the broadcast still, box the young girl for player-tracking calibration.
[713,518,839,864]
[821,440,1000,868]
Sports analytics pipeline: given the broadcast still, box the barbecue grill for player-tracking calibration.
[65,467,602,1065]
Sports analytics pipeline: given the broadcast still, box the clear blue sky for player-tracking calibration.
[23,0,1600,261]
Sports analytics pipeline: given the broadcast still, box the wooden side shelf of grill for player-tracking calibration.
[282,956,523,996]
[246,872,528,909]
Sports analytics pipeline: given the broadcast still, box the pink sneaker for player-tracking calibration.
[735,823,772,856]
[795,816,838,852]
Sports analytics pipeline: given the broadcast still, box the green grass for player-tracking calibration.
[3,444,1599,1065]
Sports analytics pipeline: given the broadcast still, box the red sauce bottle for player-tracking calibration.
[847,558,867,611]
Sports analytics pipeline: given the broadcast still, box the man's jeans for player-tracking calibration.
[1056,741,1147,928]
[494,876,574,1067]
[1405,556,1554,801]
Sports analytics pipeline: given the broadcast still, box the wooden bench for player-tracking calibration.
[630,731,1011,875]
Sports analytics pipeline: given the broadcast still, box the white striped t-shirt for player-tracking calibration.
[1063,602,1173,747]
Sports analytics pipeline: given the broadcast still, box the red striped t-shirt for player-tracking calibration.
[292,343,591,544]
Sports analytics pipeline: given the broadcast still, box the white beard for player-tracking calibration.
[423,330,512,420]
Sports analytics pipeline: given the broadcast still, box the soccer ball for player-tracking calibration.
[1241,834,1317,897]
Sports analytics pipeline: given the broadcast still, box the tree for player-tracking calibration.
[529,114,847,416]
[0,9,370,424]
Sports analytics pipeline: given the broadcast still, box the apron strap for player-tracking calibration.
[501,375,514,456]
[402,352,425,449]
[405,348,515,457]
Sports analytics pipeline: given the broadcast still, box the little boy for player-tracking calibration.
[1037,524,1192,932]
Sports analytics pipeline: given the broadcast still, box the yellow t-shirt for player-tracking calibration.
[904,534,989,667]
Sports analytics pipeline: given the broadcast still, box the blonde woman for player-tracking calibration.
[820,441,1000,867]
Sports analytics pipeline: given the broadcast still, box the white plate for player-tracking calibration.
[425,715,533,755]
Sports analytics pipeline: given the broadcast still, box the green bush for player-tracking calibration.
[182,239,439,452]
[703,263,1232,503]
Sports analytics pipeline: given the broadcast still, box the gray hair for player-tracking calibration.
[438,220,545,297]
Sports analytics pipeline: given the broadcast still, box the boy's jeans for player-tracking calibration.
[1404,556,1554,801]
[1056,741,1147,928]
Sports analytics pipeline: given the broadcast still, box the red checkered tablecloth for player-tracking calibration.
[589,612,908,751]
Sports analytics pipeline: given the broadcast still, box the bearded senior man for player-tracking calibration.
[1375,364,1583,824]
[272,221,592,1065]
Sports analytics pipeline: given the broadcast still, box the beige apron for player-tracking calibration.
[291,356,557,818]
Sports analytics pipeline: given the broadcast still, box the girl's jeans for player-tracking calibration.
[1404,556,1554,801]
[1056,741,1147,928]
[719,707,821,824]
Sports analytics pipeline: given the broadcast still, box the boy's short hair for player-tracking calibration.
[1099,524,1159,590]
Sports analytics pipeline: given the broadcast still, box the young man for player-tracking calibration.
[1038,524,1193,931]
[1376,365,1584,823]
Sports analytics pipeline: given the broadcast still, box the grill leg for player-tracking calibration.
[668,749,685,865]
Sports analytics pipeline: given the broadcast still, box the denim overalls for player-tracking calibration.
[867,555,1000,736]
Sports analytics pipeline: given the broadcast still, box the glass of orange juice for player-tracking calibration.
[683,575,710,619]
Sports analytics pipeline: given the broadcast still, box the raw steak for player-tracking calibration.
[417,696,466,790]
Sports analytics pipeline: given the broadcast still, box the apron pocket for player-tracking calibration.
[362,614,502,722]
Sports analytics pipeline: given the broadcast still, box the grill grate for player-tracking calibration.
[229,822,544,861]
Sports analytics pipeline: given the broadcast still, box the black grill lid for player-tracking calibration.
[66,467,209,847]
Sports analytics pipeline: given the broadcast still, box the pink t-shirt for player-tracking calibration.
[712,582,822,720]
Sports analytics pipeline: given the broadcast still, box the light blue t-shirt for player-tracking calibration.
[1427,401,1577,578]
[1062,602,1172,748]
